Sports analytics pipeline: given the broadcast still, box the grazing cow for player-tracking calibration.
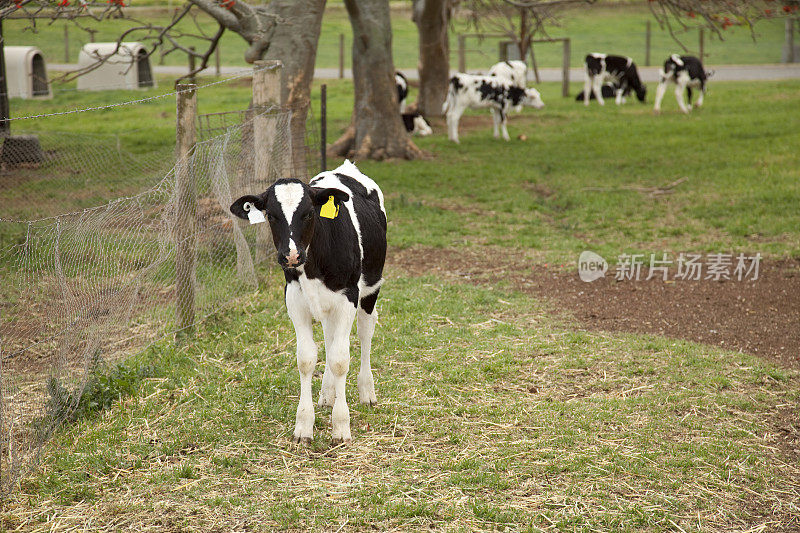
[488,59,528,88]
[402,111,433,136]
[395,71,408,113]
[654,54,709,114]
[230,160,387,444]
[583,53,646,106]
[442,73,545,143]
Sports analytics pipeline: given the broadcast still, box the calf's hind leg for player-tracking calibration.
[357,290,380,405]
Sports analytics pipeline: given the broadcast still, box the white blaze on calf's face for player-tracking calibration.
[274,182,305,253]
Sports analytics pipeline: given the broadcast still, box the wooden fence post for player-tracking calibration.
[252,60,283,264]
[175,83,197,341]
[339,34,345,79]
[645,21,651,66]
[64,26,69,63]
[188,46,196,84]
[458,35,466,72]
[321,83,327,174]
[562,38,570,97]
[699,28,705,61]
[784,18,795,63]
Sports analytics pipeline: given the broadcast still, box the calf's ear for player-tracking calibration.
[230,194,266,220]
[310,187,350,207]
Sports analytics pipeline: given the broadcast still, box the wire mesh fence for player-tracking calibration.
[0,70,319,496]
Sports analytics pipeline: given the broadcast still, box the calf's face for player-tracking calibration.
[230,179,349,271]
[635,84,647,103]
[523,88,545,109]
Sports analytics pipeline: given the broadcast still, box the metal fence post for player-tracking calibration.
[252,60,283,264]
[175,83,197,341]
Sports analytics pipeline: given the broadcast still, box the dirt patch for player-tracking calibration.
[387,246,800,370]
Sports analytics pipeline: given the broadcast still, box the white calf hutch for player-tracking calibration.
[76,42,155,91]
[4,46,51,99]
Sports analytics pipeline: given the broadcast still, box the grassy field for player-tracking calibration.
[5,4,790,73]
[2,79,800,530]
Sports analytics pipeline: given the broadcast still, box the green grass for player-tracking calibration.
[318,79,800,262]
[6,78,800,261]
[3,269,798,530]
[5,4,790,71]
[2,78,800,530]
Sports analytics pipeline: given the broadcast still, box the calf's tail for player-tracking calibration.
[442,80,455,114]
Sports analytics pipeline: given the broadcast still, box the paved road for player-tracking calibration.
[49,63,800,82]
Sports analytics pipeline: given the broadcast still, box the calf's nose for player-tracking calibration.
[286,249,301,267]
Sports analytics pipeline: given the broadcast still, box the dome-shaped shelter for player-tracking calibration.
[76,42,156,91]
[4,46,51,99]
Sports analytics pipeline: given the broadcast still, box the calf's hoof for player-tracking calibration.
[331,437,352,446]
[293,435,312,445]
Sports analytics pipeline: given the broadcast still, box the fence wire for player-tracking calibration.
[0,81,319,496]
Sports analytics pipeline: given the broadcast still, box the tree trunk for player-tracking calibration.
[329,0,424,161]
[413,0,450,118]
[191,0,326,176]
[261,0,326,175]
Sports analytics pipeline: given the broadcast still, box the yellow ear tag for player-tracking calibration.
[320,195,339,219]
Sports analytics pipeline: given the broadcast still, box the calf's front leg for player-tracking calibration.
[498,108,510,141]
[446,109,461,144]
[675,83,690,114]
[322,302,357,443]
[583,74,592,106]
[286,283,317,442]
[592,77,606,106]
[653,80,667,113]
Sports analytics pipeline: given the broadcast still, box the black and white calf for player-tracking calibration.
[583,53,647,106]
[230,160,387,443]
[402,111,432,136]
[488,59,527,88]
[654,54,709,114]
[395,71,408,113]
[442,73,545,143]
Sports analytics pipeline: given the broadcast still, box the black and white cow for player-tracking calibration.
[402,111,433,136]
[442,73,545,143]
[230,160,386,444]
[654,54,709,114]
[583,53,647,106]
[395,71,408,113]
[488,59,527,88]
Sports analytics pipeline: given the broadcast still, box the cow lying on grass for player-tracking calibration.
[402,111,432,136]
[230,160,386,444]
[442,73,544,143]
